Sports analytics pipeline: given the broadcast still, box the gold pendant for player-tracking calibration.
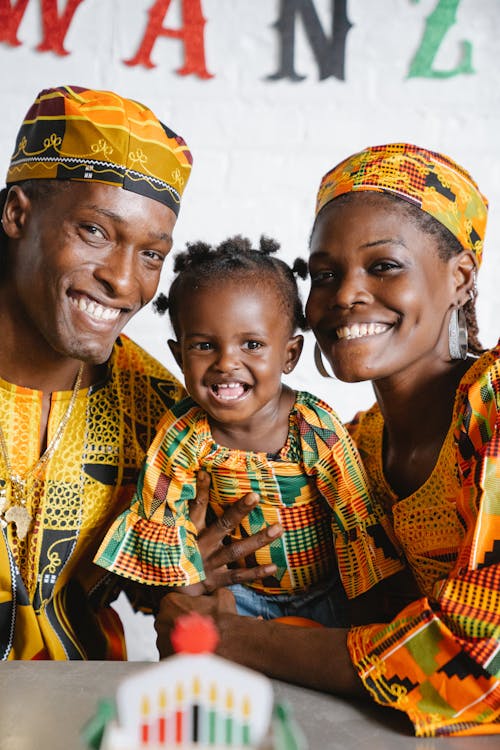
[10,474,27,506]
[4,504,32,540]
[0,488,7,516]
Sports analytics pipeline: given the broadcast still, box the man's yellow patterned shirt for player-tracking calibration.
[0,335,183,660]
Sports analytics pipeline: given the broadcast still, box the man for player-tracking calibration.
[0,85,277,660]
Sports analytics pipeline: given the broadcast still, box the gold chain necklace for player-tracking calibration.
[0,363,84,540]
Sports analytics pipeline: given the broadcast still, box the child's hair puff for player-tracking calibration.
[154,235,308,336]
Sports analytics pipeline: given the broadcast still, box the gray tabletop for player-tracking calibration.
[0,662,498,750]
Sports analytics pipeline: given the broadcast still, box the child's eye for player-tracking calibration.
[192,342,213,351]
[244,341,263,350]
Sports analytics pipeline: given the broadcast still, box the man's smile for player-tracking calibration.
[68,292,122,322]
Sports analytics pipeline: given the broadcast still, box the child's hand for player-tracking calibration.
[189,470,283,592]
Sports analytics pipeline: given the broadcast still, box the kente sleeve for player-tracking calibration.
[94,399,205,587]
[297,392,404,599]
[347,363,500,737]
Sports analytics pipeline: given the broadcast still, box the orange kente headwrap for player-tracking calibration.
[6,85,192,216]
[315,143,488,265]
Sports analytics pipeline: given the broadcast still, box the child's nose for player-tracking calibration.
[214,346,239,371]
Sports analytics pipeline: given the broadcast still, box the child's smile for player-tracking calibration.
[209,380,251,402]
[169,276,303,452]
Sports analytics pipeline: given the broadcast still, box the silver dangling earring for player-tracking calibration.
[314,342,335,378]
[448,307,468,360]
[469,272,478,302]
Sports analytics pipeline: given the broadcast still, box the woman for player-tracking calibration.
[154,143,500,737]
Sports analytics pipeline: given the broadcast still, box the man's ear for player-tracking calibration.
[2,185,31,239]
[283,334,304,374]
[451,250,478,306]
[168,339,183,371]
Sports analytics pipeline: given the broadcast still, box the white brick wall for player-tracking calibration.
[1,0,499,659]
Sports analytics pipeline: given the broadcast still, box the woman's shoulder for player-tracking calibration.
[458,343,500,403]
[454,342,500,455]
[345,403,380,444]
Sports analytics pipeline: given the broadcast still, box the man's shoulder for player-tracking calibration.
[110,335,185,407]
[112,334,171,374]
[111,335,179,382]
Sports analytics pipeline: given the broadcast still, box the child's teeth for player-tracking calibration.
[213,382,246,400]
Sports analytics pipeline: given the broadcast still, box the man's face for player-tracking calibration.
[3,181,177,365]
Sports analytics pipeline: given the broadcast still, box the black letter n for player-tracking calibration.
[268,0,352,81]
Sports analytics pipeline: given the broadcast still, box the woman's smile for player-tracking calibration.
[307,193,457,384]
[335,322,392,341]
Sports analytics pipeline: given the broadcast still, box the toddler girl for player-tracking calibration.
[96,236,402,625]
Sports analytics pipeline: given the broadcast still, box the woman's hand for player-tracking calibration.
[154,588,364,696]
[186,471,283,593]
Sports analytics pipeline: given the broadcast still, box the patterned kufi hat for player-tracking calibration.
[6,85,192,216]
[315,143,488,265]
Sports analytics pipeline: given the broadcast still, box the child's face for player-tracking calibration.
[169,278,302,427]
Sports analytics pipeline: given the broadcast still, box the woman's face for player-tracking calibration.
[306,193,460,385]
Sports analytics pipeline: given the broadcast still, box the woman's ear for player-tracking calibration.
[451,250,478,306]
[283,334,304,374]
[168,339,183,371]
[2,185,31,239]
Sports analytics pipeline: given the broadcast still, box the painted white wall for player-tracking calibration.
[1,0,499,659]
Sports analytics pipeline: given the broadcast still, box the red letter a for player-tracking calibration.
[0,0,30,46]
[125,0,213,79]
[36,0,86,56]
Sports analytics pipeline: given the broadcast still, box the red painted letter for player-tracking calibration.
[125,0,213,78]
[36,0,86,56]
[0,0,30,46]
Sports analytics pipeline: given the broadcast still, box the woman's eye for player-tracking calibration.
[310,270,335,284]
[371,260,401,273]
[370,260,401,273]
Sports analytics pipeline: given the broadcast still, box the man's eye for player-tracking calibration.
[81,224,105,239]
[143,249,165,263]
